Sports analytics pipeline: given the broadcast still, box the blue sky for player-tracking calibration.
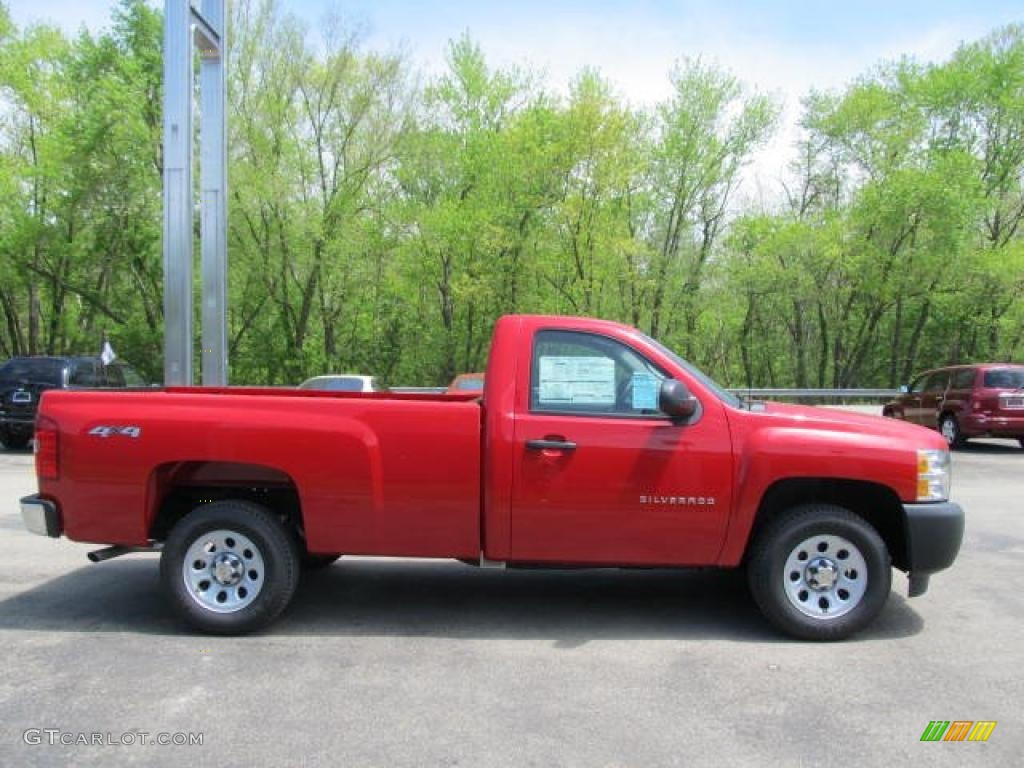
[9,1,1023,194]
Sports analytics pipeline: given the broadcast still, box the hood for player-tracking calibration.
[758,401,947,448]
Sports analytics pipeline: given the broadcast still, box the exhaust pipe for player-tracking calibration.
[87,544,161,563]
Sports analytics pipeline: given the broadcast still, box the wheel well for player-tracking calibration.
[750,478,909,571]
[148,461,304,544]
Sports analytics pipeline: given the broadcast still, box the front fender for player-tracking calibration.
[717,426,918,565]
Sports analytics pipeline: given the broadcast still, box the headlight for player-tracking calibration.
[917,449,951,502]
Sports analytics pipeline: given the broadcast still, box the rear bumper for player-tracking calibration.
[0,415,35,431]
[902,501,963,596]
[20,495,62,538]
[960,412,1024,438]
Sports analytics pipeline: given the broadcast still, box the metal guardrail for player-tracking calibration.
[728,388,899,399]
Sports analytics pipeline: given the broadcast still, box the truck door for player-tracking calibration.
[508,329,733,566]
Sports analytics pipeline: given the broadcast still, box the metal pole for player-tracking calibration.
[162,0,193,386]
[199,0,228,385]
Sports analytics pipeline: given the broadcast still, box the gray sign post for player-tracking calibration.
[162,0,228,386]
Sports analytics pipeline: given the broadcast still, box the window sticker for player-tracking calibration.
[539,356,615,405]
[631,372,659,410]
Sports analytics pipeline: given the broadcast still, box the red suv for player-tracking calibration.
[883,364,1024,448]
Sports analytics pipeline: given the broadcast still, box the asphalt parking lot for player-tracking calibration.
[1,435,1021,767]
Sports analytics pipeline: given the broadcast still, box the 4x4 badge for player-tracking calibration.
[88,426,142,439]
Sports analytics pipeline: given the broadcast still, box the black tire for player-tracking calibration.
[747,504,891,641]
[0,430,30,450]
[302,553,341,570]
[1018,438,1024,450]
[160,500,300,634]
[939,413,965,449]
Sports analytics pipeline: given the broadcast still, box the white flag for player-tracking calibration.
[100,340,116,366]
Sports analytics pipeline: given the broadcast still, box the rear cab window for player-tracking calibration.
[0,359,64,386]
[68,360,100,387]
[103,364,127,387]
[119,365,148,387]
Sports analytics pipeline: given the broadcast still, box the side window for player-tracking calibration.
[120,365,147,387]
[531,330,666,417]
[104,364,127,388]
[68,361,99,387]
[950,369,976,390]
[908,375,926,394]
[923,372,949,393]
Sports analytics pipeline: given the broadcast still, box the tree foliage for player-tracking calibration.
[1,0,1021,387]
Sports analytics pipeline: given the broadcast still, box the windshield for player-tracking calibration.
[983,368,1024,389]
[0,358,64,387]
[643,335,742,408]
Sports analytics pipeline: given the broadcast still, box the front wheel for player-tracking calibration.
[160,500,300,634]
[939,414,965,448]
[747,504,891,641]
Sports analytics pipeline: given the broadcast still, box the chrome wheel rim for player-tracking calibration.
[783,534,868,620]
[941,418,956,444]
[183,529,265,613]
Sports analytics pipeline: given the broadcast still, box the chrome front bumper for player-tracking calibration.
[20,495,61,538]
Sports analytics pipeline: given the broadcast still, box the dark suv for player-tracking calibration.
[883,364,1024,449]
[0,356,148,449]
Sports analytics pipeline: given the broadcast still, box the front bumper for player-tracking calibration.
[20,495,62,538]
[902,501,964,596]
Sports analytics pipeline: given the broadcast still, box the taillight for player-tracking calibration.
[35,415,59,480]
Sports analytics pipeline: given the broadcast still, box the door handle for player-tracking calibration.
[525,438,577,451]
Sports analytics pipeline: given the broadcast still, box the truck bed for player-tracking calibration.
[39,388,483,557]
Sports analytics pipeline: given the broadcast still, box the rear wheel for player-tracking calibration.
[748,504,891,641]
[939,414,965,448]
[160,500,300,634]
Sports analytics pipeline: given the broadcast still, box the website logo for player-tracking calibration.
[920,721,996,742]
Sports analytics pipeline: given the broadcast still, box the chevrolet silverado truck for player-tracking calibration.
[18,315,964,640]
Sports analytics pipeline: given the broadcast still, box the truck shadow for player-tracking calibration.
[0,557,923,643]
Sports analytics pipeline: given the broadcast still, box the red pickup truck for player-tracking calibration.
[19,315,964,640]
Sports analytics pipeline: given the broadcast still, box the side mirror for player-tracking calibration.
[899,384,909,394]
[659,379,698,421]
